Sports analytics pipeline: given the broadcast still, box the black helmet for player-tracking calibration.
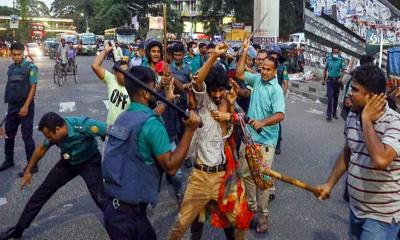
[144,38,163,60]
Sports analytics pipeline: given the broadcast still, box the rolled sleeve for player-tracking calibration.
[142,118,171,157]
[83,119,108,137]
[192,82,207,109]
[29,64,38,84]
[272,87,285,114]
[244,72,260,87]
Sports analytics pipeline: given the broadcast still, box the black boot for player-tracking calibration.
[18,165,38,178]
[0,160,14,172]
[0,226,23,240]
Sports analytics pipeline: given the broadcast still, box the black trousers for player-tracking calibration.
[15,151,106,230]
[326,77,341,118]
[103,199,156,240]
[4,102,35,163]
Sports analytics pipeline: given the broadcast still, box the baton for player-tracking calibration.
[261,168,322,196]
[114,65,203,127]
[249,12,269,40]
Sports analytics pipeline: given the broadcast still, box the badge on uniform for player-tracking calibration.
[90,126,99,134]
[63,153,70,160]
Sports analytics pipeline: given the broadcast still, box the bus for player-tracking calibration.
[77,32,97,55]
[56,32,78,45]
[104,27,136,44]
[31,23,45,42]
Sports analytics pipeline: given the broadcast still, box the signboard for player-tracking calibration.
[10,15,18,29]
[149,16,163,30]
[231,22,245,30]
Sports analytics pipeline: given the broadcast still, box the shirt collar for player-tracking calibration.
[127,102,153,114]
[261,76,278,85]
[65,119,76,137]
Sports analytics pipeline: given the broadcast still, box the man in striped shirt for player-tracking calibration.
[317,65,400,240]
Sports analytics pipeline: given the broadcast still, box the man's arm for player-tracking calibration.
[91,44,113,80]
[317,143,351,199]
[194,42,228,91]
[21,144,48,189]
[19,65,38,118]
[236,39,250,81]
[155,111,200,176]
[249,112,285,130]
[362,94,397,170]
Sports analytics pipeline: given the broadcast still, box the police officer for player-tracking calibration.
[102,66,200,240]
[0,112,107,240]
[0,42,38,176]
[323,47,346,121]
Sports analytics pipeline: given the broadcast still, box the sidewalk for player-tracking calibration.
[288,80,328,104]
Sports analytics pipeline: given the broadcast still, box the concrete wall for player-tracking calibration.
[253,0,280,45]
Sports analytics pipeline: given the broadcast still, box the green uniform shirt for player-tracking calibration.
[184,54,202,74]
[244,72,285,147]
[43,117,107,165]
[127,102,171,165]
[326,55,345,78]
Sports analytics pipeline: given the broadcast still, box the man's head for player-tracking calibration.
[349,65,386,113]
[38,112,68,144]
[255,49,268,69]
[260,56,278,82]
[332,47,340,58]
[199,42,207,55]
[253,44,261,53]
[61,38,65,46]
[267,45,282,60]
[113,60,129,85]
[10,41,25,64]
[125,66,158,107]
[172,43,185,65]
[206,43,216,59]
[187,41,198,55]
[359,55,375,67]
[132,45,139,56]
[145,39,163,64]
[68,42,73,48]
[205,64,229,105]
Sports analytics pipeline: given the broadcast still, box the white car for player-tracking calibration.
[26,42,43,57]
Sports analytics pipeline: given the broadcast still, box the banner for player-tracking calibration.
[10,15,18,29]
[149,16,163,30]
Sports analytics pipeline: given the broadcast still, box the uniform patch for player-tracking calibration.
[90,126,99,134]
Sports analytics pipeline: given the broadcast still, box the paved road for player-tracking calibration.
[0,56,349,240]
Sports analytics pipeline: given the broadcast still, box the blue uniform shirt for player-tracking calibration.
[244,72,285,147]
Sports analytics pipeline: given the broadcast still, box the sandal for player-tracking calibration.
[255,217,268,234]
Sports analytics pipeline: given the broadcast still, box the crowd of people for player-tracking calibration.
[0,34,400,240]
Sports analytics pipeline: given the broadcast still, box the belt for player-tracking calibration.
[111,198,147,213]
[194,163,226,173]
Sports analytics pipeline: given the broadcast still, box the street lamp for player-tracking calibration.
[80,12,89,33]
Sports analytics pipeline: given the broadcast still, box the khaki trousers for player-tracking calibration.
[168,168,246,240]
[238,142,275,219]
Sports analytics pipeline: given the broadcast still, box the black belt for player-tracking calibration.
[194,163,226,173]
[111,198,147,213]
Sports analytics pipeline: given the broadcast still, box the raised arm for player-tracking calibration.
[194,42,228,91]
[91,44,113,80]
[236,38,250,81]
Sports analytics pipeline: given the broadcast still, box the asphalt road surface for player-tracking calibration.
[0,55,349,240]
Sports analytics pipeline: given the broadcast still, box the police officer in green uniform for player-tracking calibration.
[0,42,38,175]
[184,41,203,74]
[0,112,107,240]
[323,47,346,121]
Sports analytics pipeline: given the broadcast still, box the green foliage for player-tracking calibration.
[279,0,303,39]
[0,6,19,15]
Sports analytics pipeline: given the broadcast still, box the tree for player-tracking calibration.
[16,0,51,17]
[0,6,19,16]
[279,0,303,40]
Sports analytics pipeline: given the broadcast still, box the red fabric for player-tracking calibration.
[210,134,254,229]
[155,61,165,74]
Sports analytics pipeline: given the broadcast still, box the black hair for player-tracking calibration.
[253,44,261,51]
[114,60,128,67]
[359,55,375,66]
[10,42,24,51]
[187,41,197,51]
[199,42,207,49]
[125,66,157,100]
[207,43,216,49]
[351,65,386,94]
[205,64,230,92]
[38,112,66,133]
[257,49,268,56]
[172,43,185,53]
[264,55,278,69]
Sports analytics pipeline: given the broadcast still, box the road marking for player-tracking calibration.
[306,108,324,115]
[103,100,109,110]
[59,102,76,113]
[0,197,7,206]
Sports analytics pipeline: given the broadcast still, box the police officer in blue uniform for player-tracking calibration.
[0,42,38,175]
[102,66,200,240]
[0,112,107,240]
